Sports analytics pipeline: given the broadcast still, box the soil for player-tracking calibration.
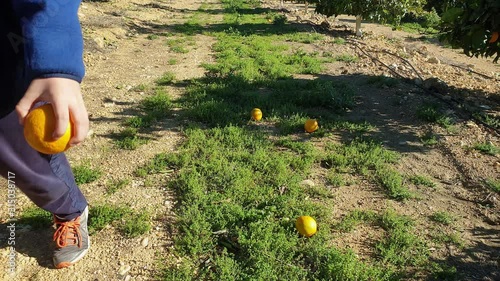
[0,0,499,280]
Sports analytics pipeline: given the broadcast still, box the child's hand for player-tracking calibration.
[16,78,89,147]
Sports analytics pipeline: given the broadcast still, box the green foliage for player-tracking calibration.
[88,205,129,234]
[440,0,500,62]
[156,72,176,85]
[409,175,436,188]
[18,207,52,229]
[420,132,439,146]
[313,0,425,26]
[472,142,499,156]
[73,163,102,185]
[485,178,500,193]
[106,178,130,195]
[323,139,412,200]
[430,211,455,225]
[89,205,151,237]
[114,128,148,150]
[120,212,151,238]
[416,103,454,128]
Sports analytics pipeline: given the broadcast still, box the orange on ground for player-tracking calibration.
[295,216,317,237]
[251,108,263,121]
[304,119,319,133]
[23,104,73,154]
[489,31,499,43]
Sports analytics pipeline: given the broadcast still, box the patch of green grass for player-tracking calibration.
[17,207,52,229]
[106,178,130,195]
[420,132,439,146]
[432,232,464,248]
[147,34,159,40]
[141,89,173,117]
[323,139,412,200]
[336,210,377,232]
[472,142,499,156]
[89,204,151,237]
[88,204,129,234]
[430,211,455,225]
[166,37,193,53]
[409,175,436,188]
[124,115,155,129]
[168,58,178,65]
[333,37,346,44]
[73,163,102,185]
[430,263,458,281]
[326,171,345,187]
[334,54,359,63]
[156,71,176,85]
[473,112,500,129]
[159,126,396,280]
[120,211,151,237]
[114,128,148,150]
[416,103,454,129]
[284,32,324,44]
[376,210,428,266]
[485,178,500,193]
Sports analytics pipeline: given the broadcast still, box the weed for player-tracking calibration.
[485,178,500,193]
[147,34,159,40]
[18,207,52,229]
[73,163,102,185]
[156,71,176,85]
[114,128,148,150]
[409,175,436,188]
[168,58,178,65]
[432,232,465,248]
[326,171,345,187]
[121,211,151,237]
[141,89,172,117]
[333,37,346,44]
[472,142,499,156]
[416,103,454,129]
[336,209,377,232]
[334,54,359,63]
[430,211,455,225]
[88,204,129,234]
[106,178,130,195]
[420,132,438,146]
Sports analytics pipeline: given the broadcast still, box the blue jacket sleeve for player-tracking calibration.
[12,0,85,83]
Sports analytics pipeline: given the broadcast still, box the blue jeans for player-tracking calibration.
[0,110,87,221]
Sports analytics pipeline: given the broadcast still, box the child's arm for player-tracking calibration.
[12,0,88,146]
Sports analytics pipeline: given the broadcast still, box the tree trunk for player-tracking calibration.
[355,15,362,36]
[305,2,308,14]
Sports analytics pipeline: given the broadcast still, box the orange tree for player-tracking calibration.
[308,0,424,35]
[440,0,500,62]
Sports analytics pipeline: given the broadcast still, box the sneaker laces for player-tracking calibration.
[53,217,82,249]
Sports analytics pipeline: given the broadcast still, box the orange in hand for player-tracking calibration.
[23,104,73,154]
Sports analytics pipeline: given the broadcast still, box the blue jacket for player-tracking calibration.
[0,0,85,118]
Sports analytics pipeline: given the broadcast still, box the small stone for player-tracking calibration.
[141,237,149,247]
[300,179,315,187]
[466,121,478,128]
[429,247,436,251]
[124,275,131,281]
[427,56,440,64]
[398,141,407,145]
[87,129,94,138]
[118,265,131,277]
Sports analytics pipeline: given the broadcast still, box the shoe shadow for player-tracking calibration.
[0,222,55,268]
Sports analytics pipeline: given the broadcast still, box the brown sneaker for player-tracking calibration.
[52,206,90,269]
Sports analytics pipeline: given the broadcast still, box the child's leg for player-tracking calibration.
[0,110,87,220]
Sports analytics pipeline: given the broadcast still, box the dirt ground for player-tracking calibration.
[0,0,499,280]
